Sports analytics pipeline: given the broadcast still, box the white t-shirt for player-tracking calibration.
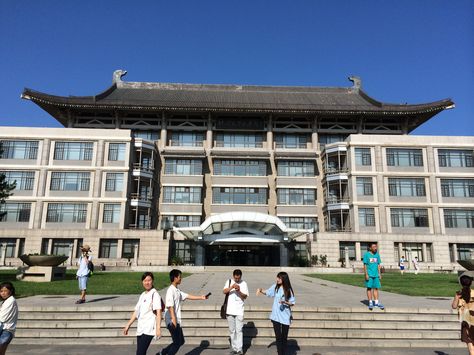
[76,255,92,277]
[164,285,188,326]
[134,288,161,336]
[0,296,18,335]
[412,258,419,268]
[223,279,249,317]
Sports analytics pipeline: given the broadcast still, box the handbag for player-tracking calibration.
[220,279,231,319]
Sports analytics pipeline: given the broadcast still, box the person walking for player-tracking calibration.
[223,269,248,355]
[159,269,209,355]
[0,282,18,355]
[363,242,384,310]
[256,272,295,355]
[399,255,406,276]
[412,256,420,275]
[452,274,474,355]
[123,272,162,355]
[75,244,92,304]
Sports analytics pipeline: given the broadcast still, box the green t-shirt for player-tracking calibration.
[363,251,381,278]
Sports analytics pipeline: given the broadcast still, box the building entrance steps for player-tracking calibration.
[14,271,463,348]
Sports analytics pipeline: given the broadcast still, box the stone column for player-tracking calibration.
[355,242,361,261]
[344,246,350,268]
[0,244,6,266]
[452,243,458,262]
[266,114,273,150]
[133,244,139,266]
[422,243,428,263]
[406,248,412,270]
[206,113,213,150]
[160,112,167,149]
[116,239,123,260]
[398,243,403,262]
[279,243,289,267]
[47,238,53,255]
[68,245,74,266]
[312,116,319,151]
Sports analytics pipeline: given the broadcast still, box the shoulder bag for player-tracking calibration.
[220,279,231,319]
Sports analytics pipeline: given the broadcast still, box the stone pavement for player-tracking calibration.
[7,344,467,355]
[17,270,454,309]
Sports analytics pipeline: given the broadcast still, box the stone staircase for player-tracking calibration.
[15,304,464,348]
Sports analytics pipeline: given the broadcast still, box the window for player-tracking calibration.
[452,243,474,261]
[0,238,19,258]
[388,178,426,197]
[213,187,267,204]
[444,209,474,229]
[279,216,318,230]
[133,131,159,141]
[54,142,93,160]
[122,239,140,259]
[163,187,201,204]
[391,208,429,228]
[162,215,201,228]
[355,148,371,166]
[441,179,474,198]
[0,203,31,222]
[277,161,315,177]
[359,242,373,260]
[46,203,87,223]
[51,239,74,256]
[103,204,121,223]
[356,177,373,196]
[108,143,126,161]
[50,172,90,191]
[395,242,432,262]
[275,134,308,149]
[170,132,204,147]
[386,148,423,167]
[171,240,196,265]
[359,208,375,227]
[215,133,263,148]
[277,188,316,205]
[0,140,38,160]
[75,239,84,258]
[318,134,347,148]
[438,149,473,168]
[214,160,266,176]
[105,173,124,192]
[99,239,118,258]
[0,171,35,190]
[165,159,203,175]
[339,242,356,261]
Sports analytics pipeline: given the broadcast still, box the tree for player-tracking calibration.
[0,142,16,219]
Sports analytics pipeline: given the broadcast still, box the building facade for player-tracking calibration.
[0,71,471,268]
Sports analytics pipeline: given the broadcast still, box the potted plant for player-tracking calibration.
[19,253,68,267]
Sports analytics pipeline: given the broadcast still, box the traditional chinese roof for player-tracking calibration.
[21,71,454,126]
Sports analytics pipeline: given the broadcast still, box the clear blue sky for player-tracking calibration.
[1,1,472,135]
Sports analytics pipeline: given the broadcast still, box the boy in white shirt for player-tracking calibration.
[159,269,209,355]
[223,269,249,355]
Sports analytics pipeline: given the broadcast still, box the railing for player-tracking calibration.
[323,167,349,175]
[133,163,154,174]
[169,140,204,147]
[274,142,308,149]
[130,193,153,202]
[214,141,264,148]
[128,223,151,230]
[325,198,350,204]
[327,226,352,232]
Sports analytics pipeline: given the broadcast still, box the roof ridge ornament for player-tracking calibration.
[348,76,362,90]
[112,70,127,85]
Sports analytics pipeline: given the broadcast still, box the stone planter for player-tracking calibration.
[19,254,68,267]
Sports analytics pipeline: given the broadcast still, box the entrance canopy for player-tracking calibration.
[173,211,311,243]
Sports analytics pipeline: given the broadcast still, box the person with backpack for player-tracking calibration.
[75,244,93,304]
[452,273,474,355]
[123,272,163,355]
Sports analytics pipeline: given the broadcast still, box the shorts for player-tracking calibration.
[400,266,405,270]
[78,276,89,291]
[365,277,381,289]
[0,330,13,345]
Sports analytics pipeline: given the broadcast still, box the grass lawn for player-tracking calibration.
[305,273,460,297]
[0,270,189,298]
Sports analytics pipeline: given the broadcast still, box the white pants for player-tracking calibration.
[227,314,244,352]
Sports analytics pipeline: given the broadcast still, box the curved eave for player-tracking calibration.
[21,88,454,116]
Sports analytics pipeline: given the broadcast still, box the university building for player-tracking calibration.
[0,71,472,269]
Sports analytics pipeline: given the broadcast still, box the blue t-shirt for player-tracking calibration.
[265,284,295,326]
[363,251,381,278]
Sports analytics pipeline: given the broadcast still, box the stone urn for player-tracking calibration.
[19,254,68,267]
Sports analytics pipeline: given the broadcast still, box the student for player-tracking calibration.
[452,274,474,355]
[75,244,92,304]
[223,269,249,355]
[256,272,295,355]
[399,255,405,275]
[159,269,208,355]
[0,282,18,355]
[123,272,162,355]
[363,242,384,310]
[412,256,420,275]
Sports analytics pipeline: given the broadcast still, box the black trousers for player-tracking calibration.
[272,320,290,355]
[162,323,185,355]
[136,334,154,355]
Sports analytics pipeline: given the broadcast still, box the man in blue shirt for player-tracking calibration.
[363,242,384,310]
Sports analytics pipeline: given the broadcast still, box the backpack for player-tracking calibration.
[87,259,94,276]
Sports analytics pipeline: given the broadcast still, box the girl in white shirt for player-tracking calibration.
[123,272,162,355]
[0,282,18,355]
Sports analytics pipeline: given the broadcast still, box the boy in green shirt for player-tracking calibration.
[363,242,384,310]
